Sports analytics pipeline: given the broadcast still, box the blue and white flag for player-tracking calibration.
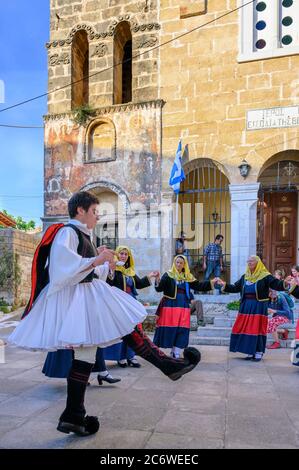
[169,140,185,194]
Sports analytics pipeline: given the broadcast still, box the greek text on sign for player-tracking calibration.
[247,106,299,131]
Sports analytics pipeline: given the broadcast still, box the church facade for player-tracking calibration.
[43,0,299,297]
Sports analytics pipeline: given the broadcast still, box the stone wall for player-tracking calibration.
[159,0,299,187]
[0,230,41,307]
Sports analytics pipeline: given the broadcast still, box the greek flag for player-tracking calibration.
[169,140,185,194]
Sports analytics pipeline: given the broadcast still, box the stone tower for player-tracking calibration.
[43,0,166,300]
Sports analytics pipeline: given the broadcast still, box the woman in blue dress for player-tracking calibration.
[103,245,159,368]
[153,255,212,358]
[216,256,288,361]
[42,347,121,385]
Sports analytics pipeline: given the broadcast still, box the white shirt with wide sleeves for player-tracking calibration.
[8,225,147,350]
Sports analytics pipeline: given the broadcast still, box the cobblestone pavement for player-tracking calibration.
[1,322,299,449]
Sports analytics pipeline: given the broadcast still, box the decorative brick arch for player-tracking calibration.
[254,133,299,173]
[107,15,160,36]
[258,149,299,179]
[183,157,231,181]
[67,23,97,41]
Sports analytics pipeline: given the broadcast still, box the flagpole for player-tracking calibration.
[175,193,179,226]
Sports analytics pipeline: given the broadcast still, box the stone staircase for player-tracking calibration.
[191,295,299,348]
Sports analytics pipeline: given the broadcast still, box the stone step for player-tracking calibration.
[213,317,235,327]
[198,324,296,337]
[190,335,231,346]
[197,326,232,337]
[190,335,294,348]
[194,294,239,303]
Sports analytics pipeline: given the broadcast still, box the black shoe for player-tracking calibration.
[57,415,100,436]
[117,361,127,368]
[168,347,201,381]
[97,374,121,385]
[244,356,254,360]
[252,356,263,362]
[127,359,141,368]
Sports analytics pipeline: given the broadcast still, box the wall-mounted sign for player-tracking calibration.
[247,106,299,131]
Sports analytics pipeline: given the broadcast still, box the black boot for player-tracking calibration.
[123,326,201,381]
[57,359,100,436]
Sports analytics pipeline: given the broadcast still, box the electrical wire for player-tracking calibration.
[0,0,255,115]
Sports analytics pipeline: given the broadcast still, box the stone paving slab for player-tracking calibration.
[145,432,224,449]
[1,338,299,449]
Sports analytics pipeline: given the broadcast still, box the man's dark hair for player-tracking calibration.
[68,191,99,218]
[215,234,223,241]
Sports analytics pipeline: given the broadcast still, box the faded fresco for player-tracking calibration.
[44,101,162,216]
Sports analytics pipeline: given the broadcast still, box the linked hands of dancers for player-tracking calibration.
[92,247,116,267]
[148,270,160,279]
[212,277,225,287]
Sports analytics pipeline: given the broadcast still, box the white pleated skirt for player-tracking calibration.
[8,279,147,351]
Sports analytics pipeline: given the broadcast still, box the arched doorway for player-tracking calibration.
[87,187,120,249]
[178,158,231,281]
[257,151,299,274]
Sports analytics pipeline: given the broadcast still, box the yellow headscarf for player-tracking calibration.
[167,255,196,282]
[245,255,270,283]
[115,245,136,277]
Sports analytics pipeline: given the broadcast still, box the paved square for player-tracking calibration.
[0,336,299,449]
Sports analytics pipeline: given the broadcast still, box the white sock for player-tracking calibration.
[172,346,182,358]
[255,352,263,359]
[98,371,109,377]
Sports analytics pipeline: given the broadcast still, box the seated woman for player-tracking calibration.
[216,255,289,362]
[102,246,159,368]
[153,255,213,358]
[267,289,293,349]
[272,270,295,342]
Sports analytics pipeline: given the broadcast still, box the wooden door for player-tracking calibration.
[262,192,297,274]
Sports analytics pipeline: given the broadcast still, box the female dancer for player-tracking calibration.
[216,255,288,361]
[153,255,213,358]
[103,245,159,368]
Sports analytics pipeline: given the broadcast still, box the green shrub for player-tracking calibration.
[0,297,9,307]
[72,105,96,126]
[0,306,10,314]
[227,300,240,311]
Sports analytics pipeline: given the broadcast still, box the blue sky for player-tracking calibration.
[0,1,49,226]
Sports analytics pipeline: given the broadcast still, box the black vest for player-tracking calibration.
[66,224,99,283]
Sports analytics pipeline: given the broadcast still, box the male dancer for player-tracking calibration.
[9,191,201,436]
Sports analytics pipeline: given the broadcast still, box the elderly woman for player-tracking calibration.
[216,256,288,361]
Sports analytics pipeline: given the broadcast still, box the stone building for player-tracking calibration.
[43,0,299,300]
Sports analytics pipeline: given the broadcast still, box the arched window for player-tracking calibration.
[113,22,132,104]
[87,120,116,162]
[71,30,89,108]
